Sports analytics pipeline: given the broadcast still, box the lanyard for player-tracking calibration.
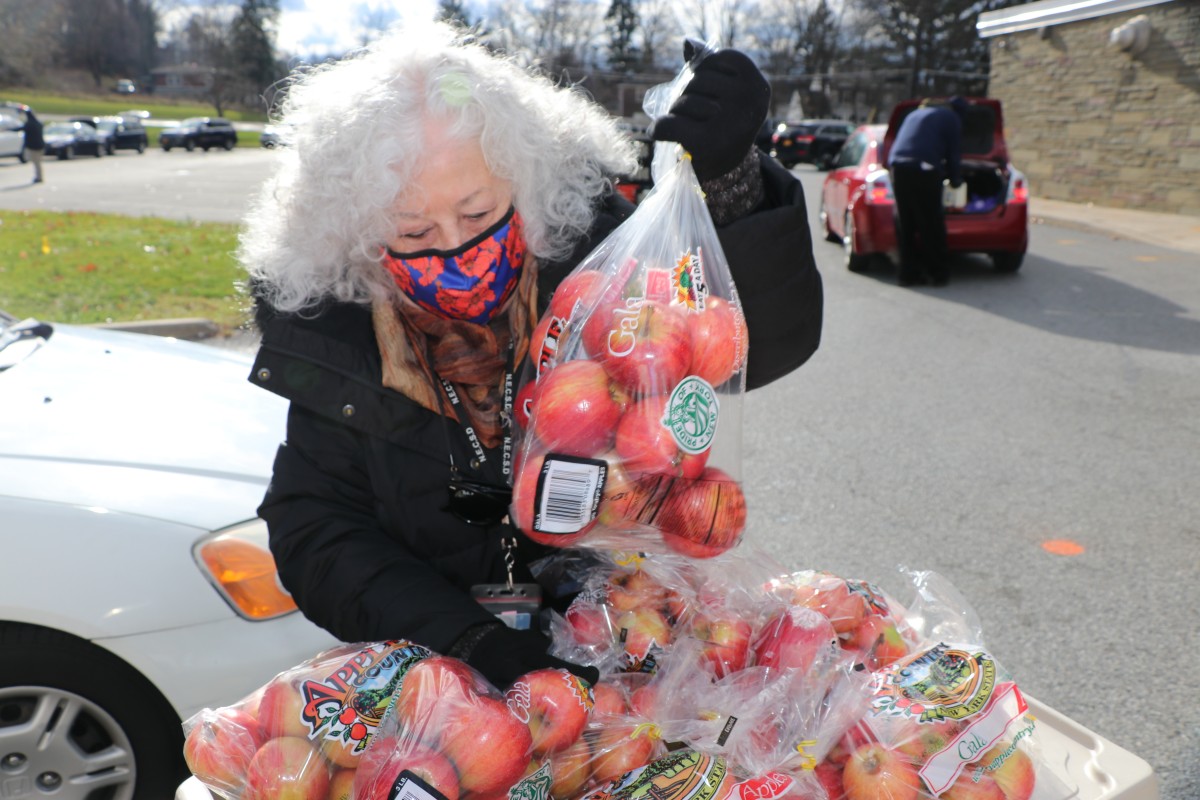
[436,341,515,481]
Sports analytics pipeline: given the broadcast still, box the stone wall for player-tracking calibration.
[986,1,1200,215]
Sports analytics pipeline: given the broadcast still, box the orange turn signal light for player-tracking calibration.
[194,522,297,620]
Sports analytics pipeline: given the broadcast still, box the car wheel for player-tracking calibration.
[0,623,187,800]
[107,143,115,155]
[137,141,146,154]
[843,213,871,273]
[162,145,171,152]
[991,251,1025,273]
[185,140,195,152]
[223,139,234,151]
[61,146,74,160]
[820,205,840,243]
[93,145,103,158]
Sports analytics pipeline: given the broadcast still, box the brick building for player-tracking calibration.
[977,0,1200,216]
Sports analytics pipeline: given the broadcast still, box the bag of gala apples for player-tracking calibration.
[821,571,1076,800]
[510,53,750,559]
[181,639,432,800]
[354,655,538,800]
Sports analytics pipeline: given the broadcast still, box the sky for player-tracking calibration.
[273,0,441,58]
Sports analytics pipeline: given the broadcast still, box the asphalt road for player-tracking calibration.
[3,149,1194,798]
[760,168,1198,800]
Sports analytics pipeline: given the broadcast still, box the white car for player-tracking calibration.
[0,312,339,800]
[0,104,28,161]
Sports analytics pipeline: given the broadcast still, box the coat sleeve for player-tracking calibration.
[259,403,497,653]
[718,154,824,389]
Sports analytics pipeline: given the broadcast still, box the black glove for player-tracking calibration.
[649,42,770,183]
[457,623,599,691]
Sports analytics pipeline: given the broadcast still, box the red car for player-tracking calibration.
[819,98,1029,274]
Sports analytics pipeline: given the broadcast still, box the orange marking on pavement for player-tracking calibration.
[1135,255,1158,262]
[1055,239,1079,245]
[1042,539,1085,556]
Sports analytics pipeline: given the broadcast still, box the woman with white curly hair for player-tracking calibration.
[242,19,823,691]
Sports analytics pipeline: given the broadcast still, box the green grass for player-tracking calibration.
[1,87,269,123]
[0,210,253,333]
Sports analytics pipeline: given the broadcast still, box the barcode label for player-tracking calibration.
[389,770,450,800]
[534,455,606,535]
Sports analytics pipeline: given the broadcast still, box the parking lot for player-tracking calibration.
[0,145,279,222]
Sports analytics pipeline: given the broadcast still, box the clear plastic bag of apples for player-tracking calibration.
[509,69,749,559]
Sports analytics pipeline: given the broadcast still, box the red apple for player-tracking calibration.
[978,743,1035,800]
[894,717,961,764]
[258,679,313,740]
[591,683,629,718]
[530,359,628,457]
[847,614,909,670]
[687,297,747,387]
[814,761,846,800]
[547,735,595,799]
[751,606,837,674]
[942,771,1006,800]
[590,725,660,787]
[691,611,753,678]
[392,656,479,742]
[629,683,659,720]
[841,743,921,800]
[615,607,672,670]
[511,451,599,546]
[615,395,708,479]
[585,297,693,395]
[606,568,667,612]
[353,738,461,800]
[514,379,536,429]
[565,603,616,649]
[244,737,330,800]
[791,577,868,636]
[550,269,607,321]
[506,668,595,756]
[656,468,747,558]
[440,694,533,795]
[326,768,355,800]
[184,707,264,793]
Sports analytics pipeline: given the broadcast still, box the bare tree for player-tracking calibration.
[0,0,65,85]
[490,0,607,76]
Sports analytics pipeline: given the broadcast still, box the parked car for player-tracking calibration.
[0,311,339,800]
[102,114,149,153]
[41,120,104,159]
[0,103,27,161]
[818,98,1029,274]
[120,108,152,120]
[770,119,855,169]
[69,116,118,155]
[160,117,238,152]
[259,123,287,148]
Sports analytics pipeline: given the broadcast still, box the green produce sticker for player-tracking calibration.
[664,376,719,454]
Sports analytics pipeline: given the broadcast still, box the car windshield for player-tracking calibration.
[181,118,205,129]
[793,125,818,136]
[44,123,76,135]
[97,121,118,133]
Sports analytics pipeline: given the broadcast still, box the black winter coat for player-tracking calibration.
[250,154,823,655]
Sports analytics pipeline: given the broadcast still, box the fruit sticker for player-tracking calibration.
[672,249,707,311]
[299,640,432,754]
[593,750,731,800]
[664,377,719,455]
[869,643,997,724]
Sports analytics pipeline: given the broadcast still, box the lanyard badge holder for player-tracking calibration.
[432,342,544,630]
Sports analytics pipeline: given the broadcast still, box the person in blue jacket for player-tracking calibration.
[887,96,969,286]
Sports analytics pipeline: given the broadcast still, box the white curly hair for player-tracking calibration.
[239,20,640,316]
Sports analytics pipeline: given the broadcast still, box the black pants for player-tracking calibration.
[891,166,947,282]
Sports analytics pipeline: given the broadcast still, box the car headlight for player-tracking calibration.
[193,520,298,620]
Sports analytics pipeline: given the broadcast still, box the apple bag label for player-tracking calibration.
[918,682,1029,795]
[533,454,607,535]
[390,770,451,800]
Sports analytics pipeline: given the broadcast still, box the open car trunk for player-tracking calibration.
[951,159,1009,215]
